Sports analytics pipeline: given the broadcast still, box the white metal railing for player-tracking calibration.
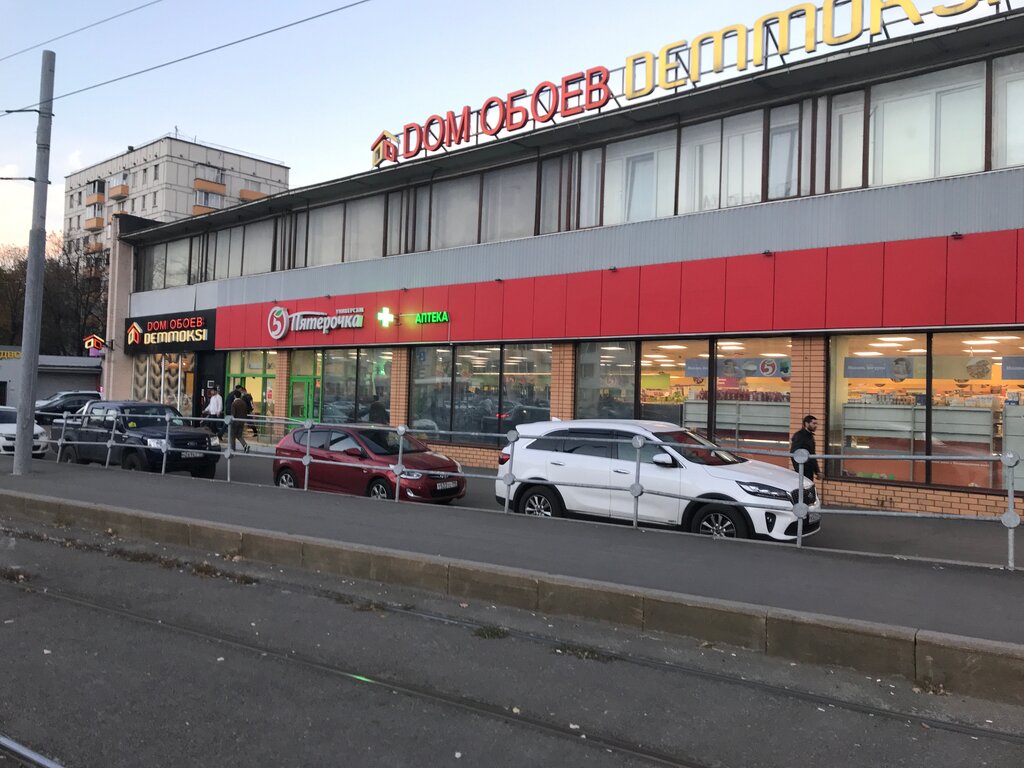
[43,412,1021,571]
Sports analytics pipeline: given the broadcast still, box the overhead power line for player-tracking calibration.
[0,0,167,64]
[2,0,374,117]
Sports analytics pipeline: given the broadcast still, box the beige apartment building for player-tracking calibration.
[64,135,289,255]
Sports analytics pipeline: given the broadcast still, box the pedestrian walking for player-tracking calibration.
[790,414,821,480]
[202,386,223,436]
[241,388,258,437]
[230,389,250,453]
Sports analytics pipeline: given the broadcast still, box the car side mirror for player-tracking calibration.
[652,453,675,468]
[343,447,364,458]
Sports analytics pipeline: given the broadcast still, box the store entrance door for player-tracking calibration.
[289,377,321,423]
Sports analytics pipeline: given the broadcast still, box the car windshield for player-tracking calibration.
[653,430,746,466]
[0,410,16,424]
[357,429,427,456]
[121,405,187,428]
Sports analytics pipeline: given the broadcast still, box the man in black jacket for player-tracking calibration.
[790,414,821,480]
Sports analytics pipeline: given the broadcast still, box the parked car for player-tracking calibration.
[60,400,220,478]
[494,419,820,541]
[34,390,101,425]
[0,406,49,458]
[273,424,466,503]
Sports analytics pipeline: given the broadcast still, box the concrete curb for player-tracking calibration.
[2,489,1022,705]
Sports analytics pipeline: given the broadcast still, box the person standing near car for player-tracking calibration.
[229,389,250,453]
[790,414,821,480]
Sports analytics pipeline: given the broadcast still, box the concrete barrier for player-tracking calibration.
[767,608,917,679]
[916,630,1024,706]
[644,591,768,651]
[538,575,644,628]
[4,488,1024,705]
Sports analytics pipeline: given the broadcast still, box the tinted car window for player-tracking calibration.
[357,429,427,455]
[0,410,16,424]
[654,430,746,466]
[610,432,674,465]
[563,430,616,459]
[328,431,360,453]
[526,429,570,453]
[293,429,330,449]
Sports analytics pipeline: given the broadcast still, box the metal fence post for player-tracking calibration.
[225,415,233,484]
[1002,452,1021,571]
[631,435,645,530]
[394,425,407,503]
[160,412,171,475]
[503,430,519,515]
[302,419,312,491]
[55,410,69,463]
[793,448,810,549]
[104,414,118,469]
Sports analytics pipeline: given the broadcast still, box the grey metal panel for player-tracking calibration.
[133,169,1024,314]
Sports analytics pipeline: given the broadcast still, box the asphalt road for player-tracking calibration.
[2,457,1023,645]
[2,524,1022,768]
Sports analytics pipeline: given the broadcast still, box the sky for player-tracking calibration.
[0,0,1004,247]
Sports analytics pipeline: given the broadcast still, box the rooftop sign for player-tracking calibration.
[371,0,1006,167]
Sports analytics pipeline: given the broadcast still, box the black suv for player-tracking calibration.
[35,391,101,425]
[61,400,220,478]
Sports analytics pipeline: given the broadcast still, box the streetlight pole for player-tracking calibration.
[13,50,55,476]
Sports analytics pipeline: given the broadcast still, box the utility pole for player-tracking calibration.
[13,50,55,476]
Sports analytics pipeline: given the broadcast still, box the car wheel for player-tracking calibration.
[276,468,297,489]
[60,446,82,464]
[191,464,217,480]
[692,504,749,539]
[122,453,146,472]
[518,485,563,518]
[368,478,393,500]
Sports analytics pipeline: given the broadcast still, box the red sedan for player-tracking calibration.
[273,425,466,503]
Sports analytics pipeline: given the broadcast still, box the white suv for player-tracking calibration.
[494,420,820,541]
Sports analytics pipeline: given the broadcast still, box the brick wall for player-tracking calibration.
[270,350,291,442]
[789,336,827,439]
[550,343,575,420]
[389,347,410,426]
[822,479,1022,518]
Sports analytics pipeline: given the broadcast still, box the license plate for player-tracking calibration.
[181,451,203,459]
[436,480,458,491]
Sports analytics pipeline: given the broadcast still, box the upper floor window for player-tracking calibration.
[869,63,985,187]
[603,130,676,226]
[679,120,722,214]
[153,164,160,182]
[722,111,763,208]
[86,179,104,195]
[994,52,1024,169]
[195,191,223,209]
[142,168,148,185]
[767,105,800,200]
[481,163,536,243]
[344,195,385,262]
[196,165,225,184]
[431,175,479,249]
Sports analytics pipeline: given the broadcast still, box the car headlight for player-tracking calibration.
[736,481,790,500]
[453,460,463,474]
[390,465,423,480]
[146,438,168,450]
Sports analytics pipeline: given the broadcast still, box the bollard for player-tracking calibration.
[303,419,313,491]
[503,430,519,515]
[104,414,118,469]
[55,410,69,463]
[631,435,645,530]
[394,425,407,503]
[793,449,810,548]
[1002,452,1021,571]
[160,412,171,475]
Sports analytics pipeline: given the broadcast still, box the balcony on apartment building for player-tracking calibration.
[83,217,104,231]
[85,192,105,206]
[84,241,105,254]
[108,184,129,200]
[239,188,268,202]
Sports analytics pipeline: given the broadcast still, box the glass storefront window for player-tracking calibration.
[993,53,1024,169]
[931,332,1008,490]
[869,63,985,186]
[307,204,344,267]
[639,340,710,435]
[603,130,676,225]
[132,353,196,414]
[678,119,722,214]
[242,219,274,276]
[714,338,791,465]
[359,348,392,423]
[431,176,480,250]
[453,346,502,439]
[767,105,800,200]
[344,194,385,262]
[576,342,635,419]
[722,111,763,208]
[322,349,359,423]
[164,239,190,288]
[500,344,552,431]
[830,91,865,190]
[410,346,453,436]
[481,163,537,243]
[538,157,564,235]
[227,350,277,422]
[828,335,928,483]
